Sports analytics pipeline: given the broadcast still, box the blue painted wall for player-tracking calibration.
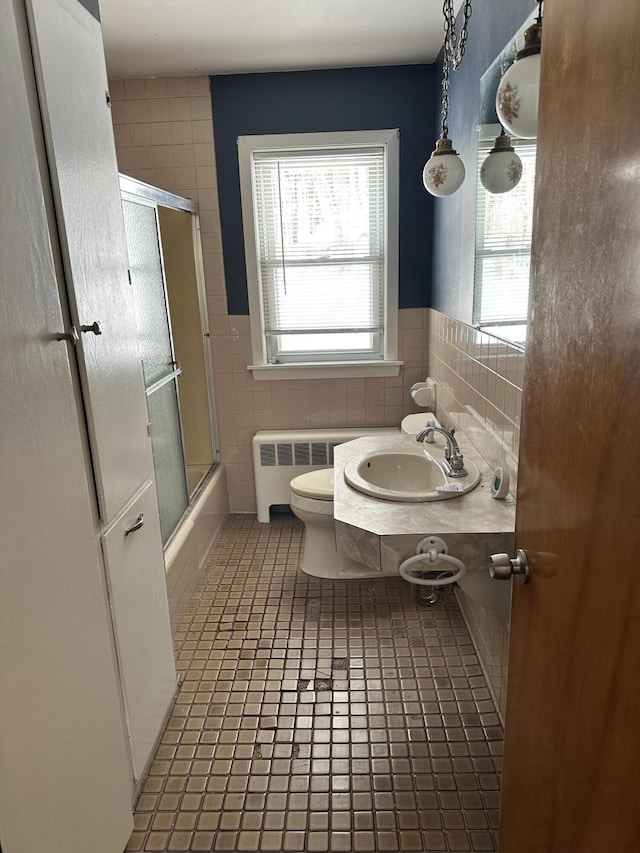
[431,0,537,321]
[210,65,437,315]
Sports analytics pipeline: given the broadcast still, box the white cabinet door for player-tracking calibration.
[0,2,133,851]
[25,0,153,524]
[101,482,178,781]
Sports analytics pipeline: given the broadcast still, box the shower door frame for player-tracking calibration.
[120,175,221,544]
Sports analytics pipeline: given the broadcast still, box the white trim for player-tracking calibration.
[238,129,400,378]
[248,360,403,381]
[473,126,536,343]
[239,136,268,365]
[384,131,400,365]
[476,123,503,142]
[119,174,198,214]
[239,128,399,153]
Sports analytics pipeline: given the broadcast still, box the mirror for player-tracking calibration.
[473,11,538,347]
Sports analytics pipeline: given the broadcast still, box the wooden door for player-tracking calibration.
[499,1,640,850]
[25,0,153,525]
[0,1,133,850]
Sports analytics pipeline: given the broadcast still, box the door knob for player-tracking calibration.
[489,549,531,584]
[55,325,80,346]
[80,321,102,335]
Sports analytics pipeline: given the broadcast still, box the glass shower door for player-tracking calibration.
[122,198,189,544]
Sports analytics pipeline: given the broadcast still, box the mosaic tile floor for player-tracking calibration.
[126,514,503,853]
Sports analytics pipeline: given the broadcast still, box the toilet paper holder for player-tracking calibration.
[410,378,436,409]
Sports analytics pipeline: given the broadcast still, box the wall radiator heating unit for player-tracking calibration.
[252,427,398,522]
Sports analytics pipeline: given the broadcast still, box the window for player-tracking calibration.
[473,125,537,346]
[239,130,401,379]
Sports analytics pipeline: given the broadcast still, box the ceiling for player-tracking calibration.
[99,0,460,80]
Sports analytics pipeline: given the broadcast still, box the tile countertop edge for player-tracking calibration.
[333,433,516,538]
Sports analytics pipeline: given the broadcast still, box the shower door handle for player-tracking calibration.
[489,549,531,584]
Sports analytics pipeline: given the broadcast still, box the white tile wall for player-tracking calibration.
[427,308,525,720]
[427,309,524,495]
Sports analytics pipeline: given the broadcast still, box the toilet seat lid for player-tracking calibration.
[290,468,334,500]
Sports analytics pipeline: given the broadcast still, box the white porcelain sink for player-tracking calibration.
[343,448,480,502]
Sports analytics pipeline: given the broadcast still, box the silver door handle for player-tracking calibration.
[80,321,102,335]
[124,513,144,536]
[489,549,531,584]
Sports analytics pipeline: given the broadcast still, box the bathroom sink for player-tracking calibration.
[343,448,480,502]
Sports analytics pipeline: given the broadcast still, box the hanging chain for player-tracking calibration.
[440,0,473,138]
[443,0,473,70]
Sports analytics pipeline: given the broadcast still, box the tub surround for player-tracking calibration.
[333,432,515,573]
[164,466,229,634]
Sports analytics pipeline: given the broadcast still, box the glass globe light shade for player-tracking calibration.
[423,137,466,197]
[495,18,542,139]
[480,132,523,194]
[496,53,540,138]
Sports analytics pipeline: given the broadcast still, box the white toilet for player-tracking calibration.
[289,413,437,579]
[289,469,371,578]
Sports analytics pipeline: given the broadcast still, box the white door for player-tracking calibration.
[0,1,133,850]
[25,0,153,525]
[102,482,178,782]
[23,0,179,793]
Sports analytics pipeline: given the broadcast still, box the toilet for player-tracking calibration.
[289,413,437,579]
[289,469,371,578]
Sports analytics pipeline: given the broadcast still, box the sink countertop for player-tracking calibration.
[333,433,516,537]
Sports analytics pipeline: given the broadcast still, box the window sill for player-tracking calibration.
[247,360,403,381]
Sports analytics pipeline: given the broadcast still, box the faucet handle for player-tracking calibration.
[448,450,466,471]
[424,420,435,443]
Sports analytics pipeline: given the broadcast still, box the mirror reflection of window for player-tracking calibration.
[473,125,536,346]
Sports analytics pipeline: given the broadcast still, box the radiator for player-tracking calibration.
[252,427,399,522]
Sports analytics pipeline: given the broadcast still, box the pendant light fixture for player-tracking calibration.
[480,127,523,194]
[495,0,543,138]
[423,0,473,197]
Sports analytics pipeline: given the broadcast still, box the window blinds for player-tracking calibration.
[473,141,537,327]
[252,147,386,359]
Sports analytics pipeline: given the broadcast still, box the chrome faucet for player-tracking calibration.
[416,425,468,478]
